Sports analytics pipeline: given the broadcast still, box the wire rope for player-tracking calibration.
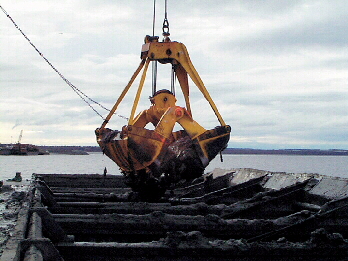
[1,5,129,121]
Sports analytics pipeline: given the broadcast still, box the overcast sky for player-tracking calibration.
[1,0,347,149]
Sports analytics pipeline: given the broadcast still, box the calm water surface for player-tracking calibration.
[0,153,347,181]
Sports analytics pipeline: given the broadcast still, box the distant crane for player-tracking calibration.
[11,130,26,155]
[17,130,23,144]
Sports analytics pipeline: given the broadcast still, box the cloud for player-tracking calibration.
[0,0,347,149]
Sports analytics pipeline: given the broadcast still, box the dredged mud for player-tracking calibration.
[0,182,29,257]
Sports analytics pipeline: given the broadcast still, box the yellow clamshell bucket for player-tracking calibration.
[96,35,231,199]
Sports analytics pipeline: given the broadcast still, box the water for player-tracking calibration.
[0,153,121,181]
[0,153,347,181]
[207,154,348,178]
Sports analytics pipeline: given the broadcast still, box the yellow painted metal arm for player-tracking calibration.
[100,59,146,129]
[128,58,151,125]
[177,110,206,139]
[175,64,191,115]
[153,106,206,139]
[175,44,226,126]
[143,41,226,126]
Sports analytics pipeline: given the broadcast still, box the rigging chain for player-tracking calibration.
[162,0,175,95]
[0,5,128,121]
[151,0,173,96]
[162,0,170,37]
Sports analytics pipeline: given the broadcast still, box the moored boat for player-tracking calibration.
[0,143,49,155]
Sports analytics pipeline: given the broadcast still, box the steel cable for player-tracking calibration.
[1,5,129,121]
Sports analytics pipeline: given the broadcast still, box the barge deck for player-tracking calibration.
[1,168,347,260]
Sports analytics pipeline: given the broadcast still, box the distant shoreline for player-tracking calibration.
[1,144,347,156]
[35,146,348,156]
[222,148,348,156]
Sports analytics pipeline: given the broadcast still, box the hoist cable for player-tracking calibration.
[171,65,175,96]
[151,0,158,96]
[152,61,158,96]
[152,0,156,37]
[1,5,128,121]
[164,0,168,19]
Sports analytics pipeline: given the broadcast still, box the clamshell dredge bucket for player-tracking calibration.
[96,35,230,197]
